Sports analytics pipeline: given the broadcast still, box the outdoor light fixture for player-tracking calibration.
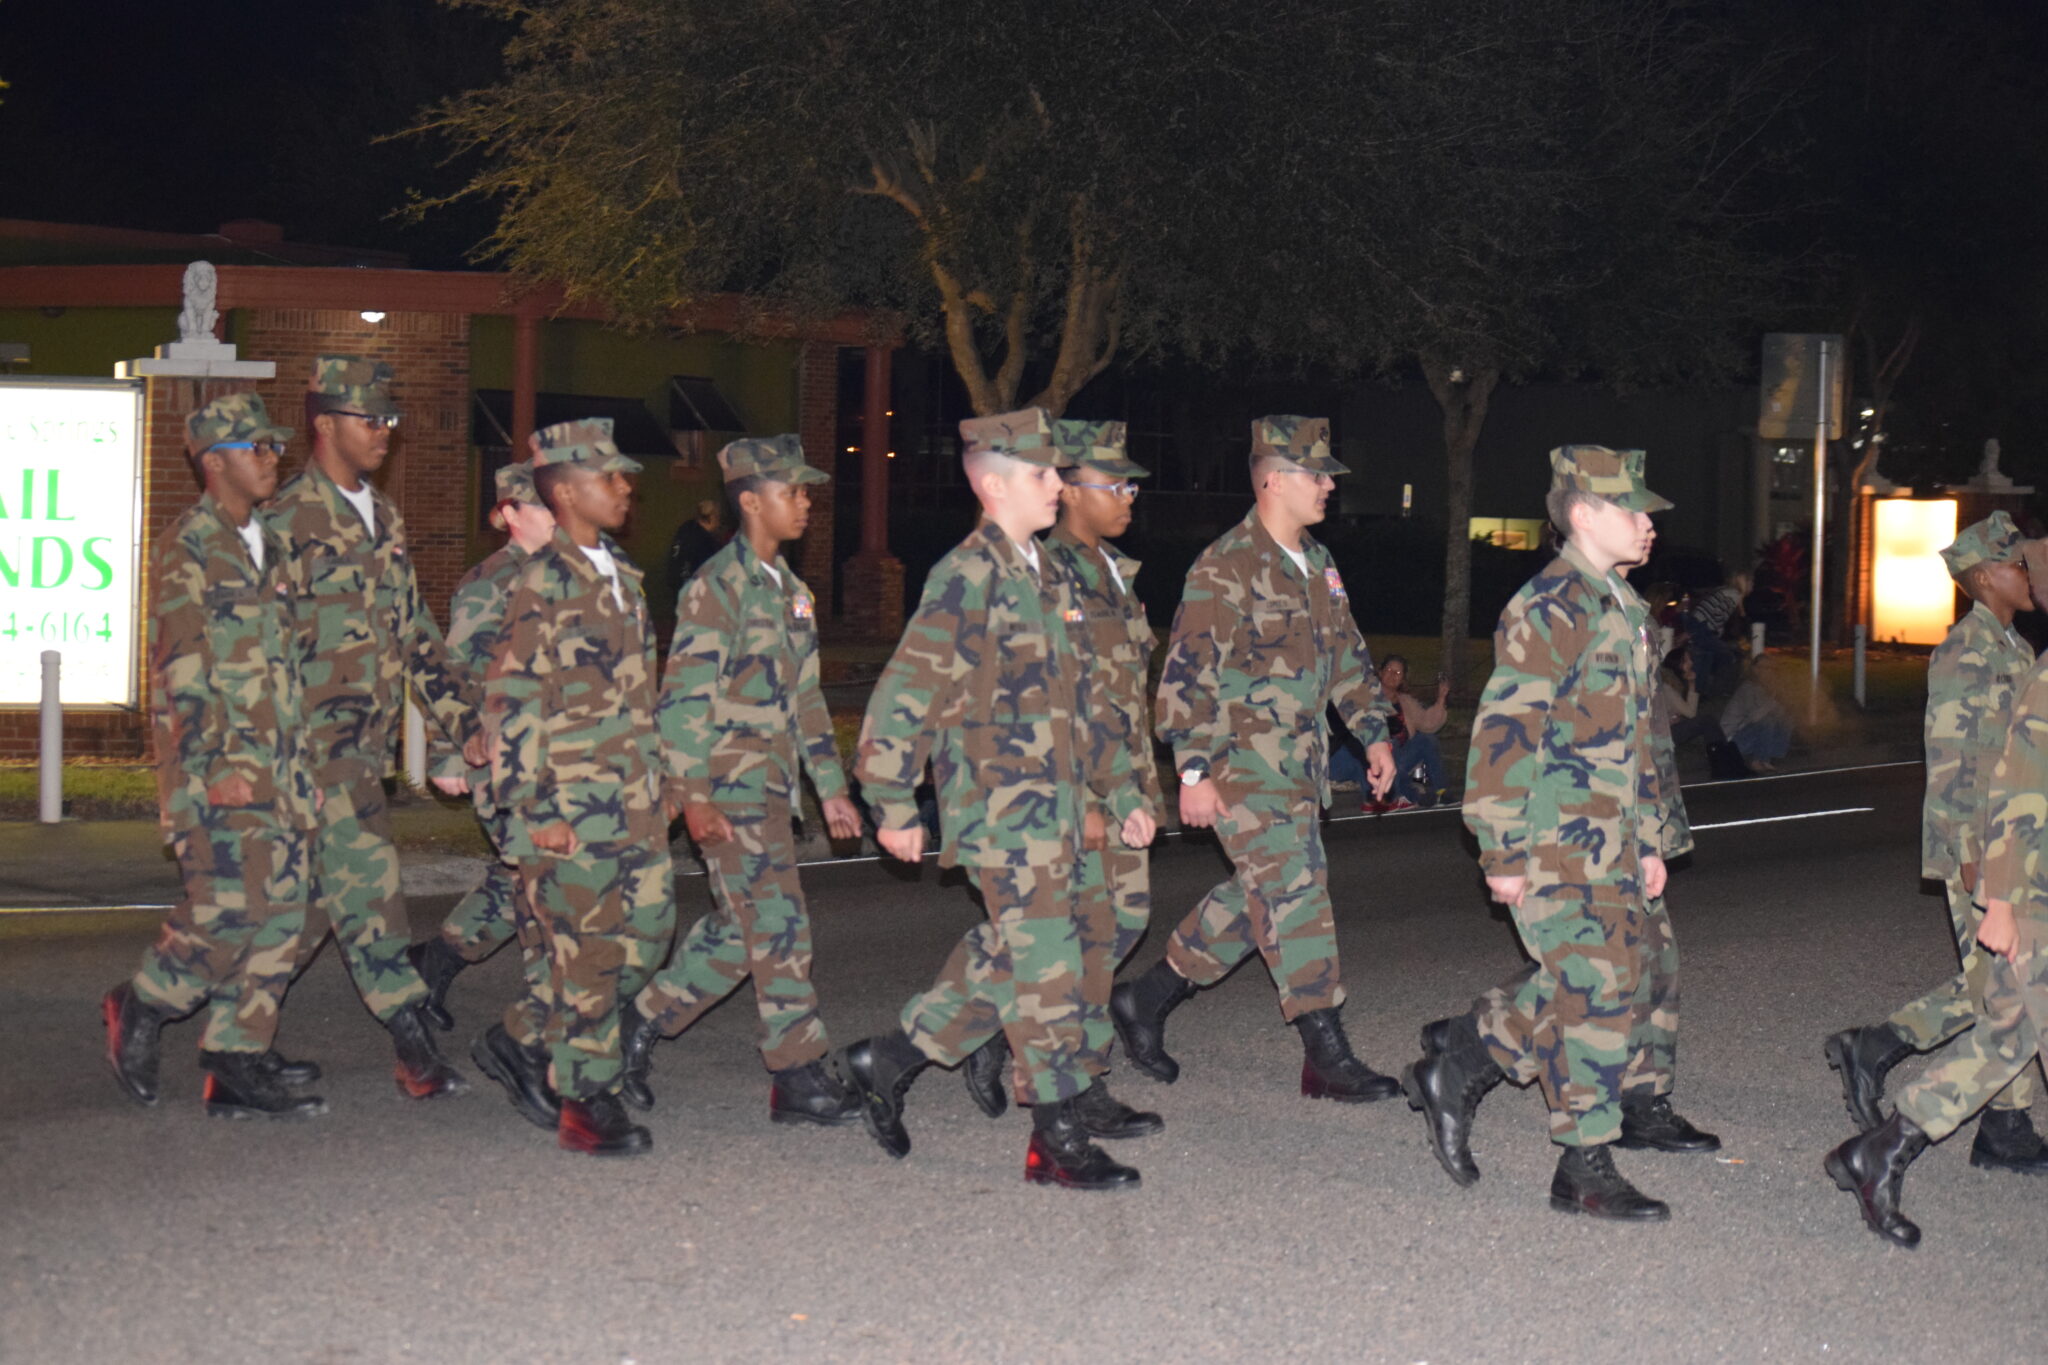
[1871,498,1958,645]
[360,310,386,324]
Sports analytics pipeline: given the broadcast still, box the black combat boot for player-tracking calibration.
[102,982,172,1107]
[407,937,469,1032]
[1969,1107,2048,1175]
[770,1058,862,1127]
[558,1090,652,1157]
[962,1032,1011,1118]
[199,1051,327,1120]
[254,1050,321,1087]
[471,1024,560,1130]
[618,999,662,1112]
[1403,1015,1504,1187]
[839,1030,932,1159]
[387,1003,469,1100]
[1295,1005,1402,1102]
[1109,961,1198,1084]
[1825,1110,1930,1248]
[1823,1023,1915,1133]
[1072,1076,1164,1139]
[1550,1144,1671,1220]
[1618,1093,1722,1153]
[1025,1099,1142,1191]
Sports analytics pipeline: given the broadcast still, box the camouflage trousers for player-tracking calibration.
[900,861,1091,1106]
[632,795,830,1073]
[1476,879,1652,1147]
[277,778,427,1023]
[517,838,675,1100]
[1500,894,1678,1100]
[1165,790,1342,1021]
[132,813,309,1054]
[1885,869,2036,1111]
[1896,913,2048,1141]
[439,816,524,962]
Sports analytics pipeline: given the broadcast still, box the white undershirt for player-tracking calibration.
[236,520,265,571]
[1099,545,1126,595]
[336,480,376,537]
[1279,544,1309,578]
[759,561,782,589]
[580,543,625,609]
[1016,537,1041,575]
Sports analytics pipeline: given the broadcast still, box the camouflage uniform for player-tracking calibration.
[631,435,845,1072]
[488,423,674,1100]
[260,358,479,1024]
[858,413,1128,1106]
[1152,418,1389,1021]
[1463,449,1669,1148]
[128,397,318,1056]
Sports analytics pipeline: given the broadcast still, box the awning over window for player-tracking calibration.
[668,375,746,433]
[471,390,678,455]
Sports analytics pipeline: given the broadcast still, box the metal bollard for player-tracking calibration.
[1750,622,1766,659]
[404,697,427,790]
[1853,623,1867,709]
[38,650,62,823]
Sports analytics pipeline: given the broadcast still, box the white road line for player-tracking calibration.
[1691,807,1873,832]
[1684,759,1916,787]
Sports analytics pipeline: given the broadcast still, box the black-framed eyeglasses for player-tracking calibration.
[1071,480,1139,499]
[328,410,400,430]
[209,440,284,457]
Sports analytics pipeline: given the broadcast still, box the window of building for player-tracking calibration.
[1469,516,1545,550]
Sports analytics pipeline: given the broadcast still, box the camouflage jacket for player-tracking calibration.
[1648,684,1694,860]
[1154,509,1389,805]
[657,534,847,810]
[1465,542,1665,884]
[265,464,479,791]
[429,543,531,811]
[486,530,664,858]
[1922,601,2033,878]
[1044,524,1163,817]
[150,493,319,833]
[1979,653,2048,918]
[855,520,1127,869]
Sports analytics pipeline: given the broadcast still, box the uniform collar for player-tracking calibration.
[197,491,272,564]
[1243,507,1317,564]
[730,531,789,586]
[306,461,388,544]
[973,518,1043,580]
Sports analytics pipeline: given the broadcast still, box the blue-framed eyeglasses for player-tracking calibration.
[328,410,400,430]
[208,441,283,456]
[1071,480,1140,499]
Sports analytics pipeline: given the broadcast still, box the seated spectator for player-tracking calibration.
[1659,639,1726,752]
[1720,656,1795,773]
[1685,570,1750,698]
[1347,653,1447,812]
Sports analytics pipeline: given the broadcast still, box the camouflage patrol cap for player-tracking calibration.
[718,433,829,486]
[1051,418,1149,479]
[1251,416,1349,475]
[1549,445,1673,513]
[531,417,643,475]
[308,355,399,418]
[1940,510,2025,578]
[493,461,539,507]
[186,392,292,455]
[959,407,1069,467]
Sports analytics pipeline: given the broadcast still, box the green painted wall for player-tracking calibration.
[0,308,179,378]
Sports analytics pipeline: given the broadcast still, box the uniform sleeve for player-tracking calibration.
[150,538,257,796]
[855,560,981,831]
[430,567,507,781]
[1979,671,2048,906]
[655,572,732,809]
[486,567,557,857]
[792,601,850,804]
[1464,597,1576,878]
[1327,593,1391,752]
[1923,633,1994,876]
[396,546,483,755]
[1080,624,1141,822]
[1154,551,1239,772]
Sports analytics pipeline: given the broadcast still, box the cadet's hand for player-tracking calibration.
[821,795,863,842]
[430,775,470,797]
[462,731,489,769]
[1121,807,1157,849]
[1979,898,2019,957]
[1083,808,1108,852]
[1364,741,1396,799]
[206,775,255,807]
[1962,862,1979,894]
[1486,874,1527,908]
[878,825,926,863]
[1179,778,1223,829]
[683,801,733,848]
[531,822,579,857]
[1643,854,1668,900]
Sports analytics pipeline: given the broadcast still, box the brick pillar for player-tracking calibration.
[841,344,905,642]
[794,341,838,605]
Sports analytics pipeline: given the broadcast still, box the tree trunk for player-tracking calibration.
[1423,361,1499,700]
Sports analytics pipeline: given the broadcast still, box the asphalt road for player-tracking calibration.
[5,763,2045,1364]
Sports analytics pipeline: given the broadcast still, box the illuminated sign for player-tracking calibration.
[0,379,145,707]
[1871,498,1958,647]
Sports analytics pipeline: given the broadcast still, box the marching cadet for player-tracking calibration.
[407,462,558,1034]
[1113,416,1401,1101]
[474,418,675,1157]
[840,407,1156,1192]
[103,393,325,1120]
[618,434,864,1124]
[261,356,476,1099]
[958,418,1165,1139]
[1406,446,1715,1222]
[1824,512,2048,1173]
[1828,537,2048,1246]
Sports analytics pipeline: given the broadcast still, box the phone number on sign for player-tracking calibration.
[2,611,115,645]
